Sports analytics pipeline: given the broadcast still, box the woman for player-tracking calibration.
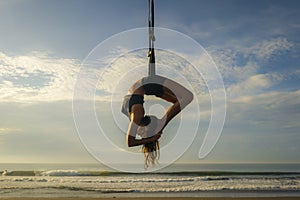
[121,75,193,166]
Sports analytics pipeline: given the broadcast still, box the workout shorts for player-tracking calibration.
[142,75,165,97]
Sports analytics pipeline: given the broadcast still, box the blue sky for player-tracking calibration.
[0,0,299,165]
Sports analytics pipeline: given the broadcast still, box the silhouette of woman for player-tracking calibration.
[121,75,193,167]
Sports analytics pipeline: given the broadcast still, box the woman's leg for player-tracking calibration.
[159,78,193,131]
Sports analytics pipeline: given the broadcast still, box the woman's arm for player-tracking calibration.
[126,104,161,147]
[126,119,161,147]
[127,131,161,147]
[126,104,147,147]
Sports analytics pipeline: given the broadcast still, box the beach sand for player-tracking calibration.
[1,198,300,200]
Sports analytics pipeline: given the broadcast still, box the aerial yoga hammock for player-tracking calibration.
[121,0,193,168]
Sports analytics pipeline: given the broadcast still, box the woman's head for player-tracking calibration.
[139,115,160,169]
[138,115,157,137]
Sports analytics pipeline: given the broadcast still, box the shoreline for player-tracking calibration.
[1,190,300,199]
[1,192,300,199]
[0,198,300,200]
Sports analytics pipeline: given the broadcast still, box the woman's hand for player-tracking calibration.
[149,131,162,143]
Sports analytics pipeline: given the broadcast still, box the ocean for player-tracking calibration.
[0,163,300,198]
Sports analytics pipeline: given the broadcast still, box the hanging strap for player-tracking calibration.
[148,0,155,76]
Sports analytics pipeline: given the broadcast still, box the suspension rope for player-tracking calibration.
[147,0,155,76]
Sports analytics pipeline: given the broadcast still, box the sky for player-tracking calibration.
[0,0,300,166]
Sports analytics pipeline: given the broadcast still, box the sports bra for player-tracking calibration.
[141,75,165,97]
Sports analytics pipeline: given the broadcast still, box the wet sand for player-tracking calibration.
[1,197,300,200]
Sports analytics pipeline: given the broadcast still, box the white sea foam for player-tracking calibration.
[39,170,84,176]
[0,171,299,198]
[0,164,299,197]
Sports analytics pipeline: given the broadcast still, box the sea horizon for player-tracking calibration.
[1,162,300,172]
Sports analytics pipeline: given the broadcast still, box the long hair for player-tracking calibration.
[143,140,160,169]
[140,115,160,169]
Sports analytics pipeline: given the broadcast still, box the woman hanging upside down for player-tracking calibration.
[121,75,193,168]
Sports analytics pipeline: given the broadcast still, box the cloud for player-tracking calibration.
[0,52,80,102]
[1,34,295,104]
[0,48,211,103]
[227,73,283,97]
[0,128,21,134]
[228,89,300,131]
[209,48,259,83]
[207,37,296,96]
[209,37,294,67]
[204,88,300,163]
[0,101,96,163]
[244,38,293,60]
[95,48,211,100]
